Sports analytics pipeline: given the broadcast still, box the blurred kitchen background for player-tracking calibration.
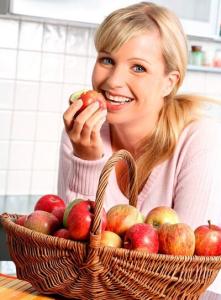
[1,0,221,215]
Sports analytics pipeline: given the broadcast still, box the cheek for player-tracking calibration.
[91,64,98,88]
[92,64,105,89]
[147,78,166,99]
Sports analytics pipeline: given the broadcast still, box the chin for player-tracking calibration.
[106,116,125,126]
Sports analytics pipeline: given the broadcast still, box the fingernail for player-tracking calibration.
[93,101,100,109]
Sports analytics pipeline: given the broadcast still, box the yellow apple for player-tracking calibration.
[106,204,144,236]
[100,231,122,248]
[145,206,179,229]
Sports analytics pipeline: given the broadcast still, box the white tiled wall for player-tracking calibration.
[0,15,221,214]
[0,16,95,213]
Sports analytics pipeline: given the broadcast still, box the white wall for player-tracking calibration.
[0,16,221,214]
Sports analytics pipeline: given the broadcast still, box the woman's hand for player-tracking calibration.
[63,99,107,160]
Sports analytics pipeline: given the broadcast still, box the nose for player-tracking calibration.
[105,66,126,89]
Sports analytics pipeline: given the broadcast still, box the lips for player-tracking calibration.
[99,91,134,111]
[104,91,134,105]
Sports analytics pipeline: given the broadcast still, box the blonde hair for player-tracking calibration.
[94,2,208,193]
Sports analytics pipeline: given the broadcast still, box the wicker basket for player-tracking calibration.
[1,150,221,300]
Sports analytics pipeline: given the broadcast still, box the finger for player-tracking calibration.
[63,100,83,131]
[73,101,100,133]
[90,116,107,144]
[77,101,100,121]
[80,109,107,142]
[68,102,100,144]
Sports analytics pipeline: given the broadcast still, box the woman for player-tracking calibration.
[58,2,221,298]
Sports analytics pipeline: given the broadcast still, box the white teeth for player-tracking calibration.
[105,91,132,103]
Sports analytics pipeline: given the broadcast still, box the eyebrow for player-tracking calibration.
[99,51,110,54]
[128,57,151,65]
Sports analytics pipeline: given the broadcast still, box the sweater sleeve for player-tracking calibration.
[173,119,221,229]
[57,126,111,203]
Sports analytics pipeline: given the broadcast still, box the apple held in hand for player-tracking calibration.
[100,231,122,248]
[194,221,221,256]
[34,194,65,214]
[69,90,106,115]
[67,200,107,241]
[158,223,195,256]
[106,204,144,236]
[24,210,60,235]
[124,223,159,253]
[145,206,180,229]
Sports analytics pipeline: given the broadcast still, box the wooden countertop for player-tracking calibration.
[0,274,67,299]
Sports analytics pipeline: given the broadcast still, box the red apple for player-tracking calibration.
[106,204,144,236]
[158,223,195,256]
[53,228,71,239]
[145,206,180,229]
[24,210,60,235]
[51,206,65,224]
[124,223,159,253]
[34,194,65,213]
[69,90,106,116]
[194,221,221,256]
[63,198,83,228]
[100,231,122,248]
[15,215,27,226]
[67,200,107,241]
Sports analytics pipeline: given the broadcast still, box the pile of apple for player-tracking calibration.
[15,194,221,256]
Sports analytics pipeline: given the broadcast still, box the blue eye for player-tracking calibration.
[100,57,113,65]
[133,65,146,73]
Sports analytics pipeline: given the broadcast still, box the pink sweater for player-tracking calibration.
[58,118,221,298]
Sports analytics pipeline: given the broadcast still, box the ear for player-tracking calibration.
[162,71,180,97]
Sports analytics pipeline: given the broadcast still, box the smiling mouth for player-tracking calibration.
[104,91,134,105]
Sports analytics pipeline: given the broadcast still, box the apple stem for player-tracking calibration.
[153,221,160,229]
[208,220,211,228]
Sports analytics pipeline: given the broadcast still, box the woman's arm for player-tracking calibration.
[57,129,110,203]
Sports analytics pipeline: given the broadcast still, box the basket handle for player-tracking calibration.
[90,149,138,239]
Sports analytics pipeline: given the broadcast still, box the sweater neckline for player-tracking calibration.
[104,122,161,204]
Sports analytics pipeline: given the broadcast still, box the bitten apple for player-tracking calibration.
[145,206,179,229]
[67,200,107,241]
[124,223,159,253]
[69,90,106,116]
[100,231,122,248]
[24,210,60,235]
[158,223,195,256]
[34,194,65,213]
[106,204,144,236]
[194,221,221,256]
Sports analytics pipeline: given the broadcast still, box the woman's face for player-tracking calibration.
[92,31,177,128]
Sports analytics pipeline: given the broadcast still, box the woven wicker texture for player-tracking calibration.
[1,150,221,300]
